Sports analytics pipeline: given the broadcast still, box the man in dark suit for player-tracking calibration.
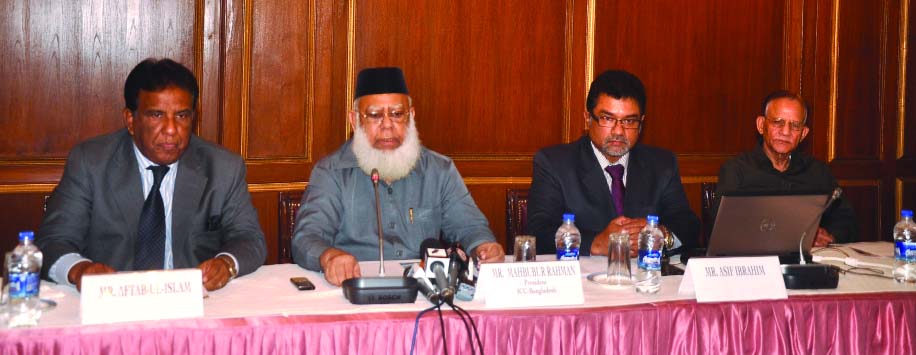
[37,58,267,291]
[528,70,699,257]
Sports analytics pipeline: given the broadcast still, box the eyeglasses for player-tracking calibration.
[765,117,805,132]
[590,113,643,129]
[359,108,410,125]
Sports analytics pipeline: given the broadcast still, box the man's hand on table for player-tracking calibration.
[814,227,835,247]
[474,242,505,263]
[68,261,116,292]
[320,247,361,286]
[198,255,236,291]
[591,216,647,257]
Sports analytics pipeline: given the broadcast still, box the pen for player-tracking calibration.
[409,208,414,224]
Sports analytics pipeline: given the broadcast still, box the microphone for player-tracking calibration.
[454,254,478,302]
[408,264,440,303]
[418,238,447,300]
[444,244,466,304]
[420,239,450,277]
[782,188,842,289]
[430,260,449,296]
[419,238,444,264]
[339,178,421,305]
[371,168,384,276]
[797,187,842,265]
[418,238,454,303]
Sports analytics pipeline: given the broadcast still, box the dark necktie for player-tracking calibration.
[135,165,170,270]
[605,164,626,215]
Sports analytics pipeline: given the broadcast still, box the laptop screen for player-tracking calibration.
[706,193,829,257]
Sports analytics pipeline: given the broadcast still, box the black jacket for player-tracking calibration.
[717,144,858,243]
[528,136,700,255]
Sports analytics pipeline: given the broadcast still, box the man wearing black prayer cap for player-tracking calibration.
[291,67,505,286]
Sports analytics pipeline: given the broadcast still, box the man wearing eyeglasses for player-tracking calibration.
[291,67,504,286]
[717,91,858,245]
[528,70,700,257]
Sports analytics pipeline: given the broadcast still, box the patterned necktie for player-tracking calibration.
[135,165,170,270]
[605,164,626,215]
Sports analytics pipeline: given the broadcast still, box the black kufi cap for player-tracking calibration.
[354,67,409,99]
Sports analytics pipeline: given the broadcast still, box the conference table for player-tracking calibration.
[1,242,914,354]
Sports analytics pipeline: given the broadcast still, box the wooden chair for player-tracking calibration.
[700,182,718,247]
[278,190,304,264]
[505,188,529,254]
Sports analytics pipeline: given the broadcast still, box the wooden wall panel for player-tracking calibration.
[250,191,281,265]
[832,0,886,161]
[466,182,530,251]
[354,0,570,158]
[593,0,790,158]
[223,0,338,185]
[0,193,46,255]
[0,0,911,263]
[246,2,312,160]
[902,179,916,216]
[840,182,883,241]
[0,1,197,160]
[902,0,916,172]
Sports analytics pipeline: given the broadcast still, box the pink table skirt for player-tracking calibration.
[2,292,914,354]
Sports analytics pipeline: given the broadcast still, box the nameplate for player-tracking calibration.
[677,256,787,303]
[477,261,584,308]
[81,268,204,325]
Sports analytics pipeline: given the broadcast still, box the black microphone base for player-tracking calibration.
[781,264,840,289]
[342,277,419,304]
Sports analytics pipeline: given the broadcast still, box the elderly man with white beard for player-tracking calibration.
[291,67,505,286]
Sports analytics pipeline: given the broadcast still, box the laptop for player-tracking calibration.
[706,192,830,258]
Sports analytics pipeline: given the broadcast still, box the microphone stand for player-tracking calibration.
[338,170,419,304]
[372,169,385,277]
[782,188,843,289]
[797,187,842,265]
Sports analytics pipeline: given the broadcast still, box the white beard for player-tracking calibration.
[351,117,421,182]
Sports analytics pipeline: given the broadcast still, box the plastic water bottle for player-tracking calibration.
[634,215,663,294]
[893,210,916,283]
[6,231,43,328]
[555,213,581,260]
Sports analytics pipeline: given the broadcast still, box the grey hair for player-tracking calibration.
[762,90,808,123]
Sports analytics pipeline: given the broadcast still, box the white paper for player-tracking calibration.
[81,268,204,325]
[677,256,787,303]
[477,261,584,308]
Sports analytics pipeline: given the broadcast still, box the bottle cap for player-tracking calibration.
[903,210,914,218]
[647,215,659,223]
[562,213,575,223]
[18,230,35,242]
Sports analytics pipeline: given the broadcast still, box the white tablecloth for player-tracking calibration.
[30,241,914,328]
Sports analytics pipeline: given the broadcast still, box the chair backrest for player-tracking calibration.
[505,188,529,254]
[700,182,718,247]
[278,190,304,264]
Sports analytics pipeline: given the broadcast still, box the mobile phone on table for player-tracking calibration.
[290,276,316,290]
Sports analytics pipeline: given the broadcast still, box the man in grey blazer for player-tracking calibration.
[528,70,699,257]
[37,58,266,291]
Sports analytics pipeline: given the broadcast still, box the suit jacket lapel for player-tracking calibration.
[111,132,143,247]
[576,137,614,215]
[172,138,207,257]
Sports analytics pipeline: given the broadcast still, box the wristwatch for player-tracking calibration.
[661,226,675,249]
[218,255,238,279]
